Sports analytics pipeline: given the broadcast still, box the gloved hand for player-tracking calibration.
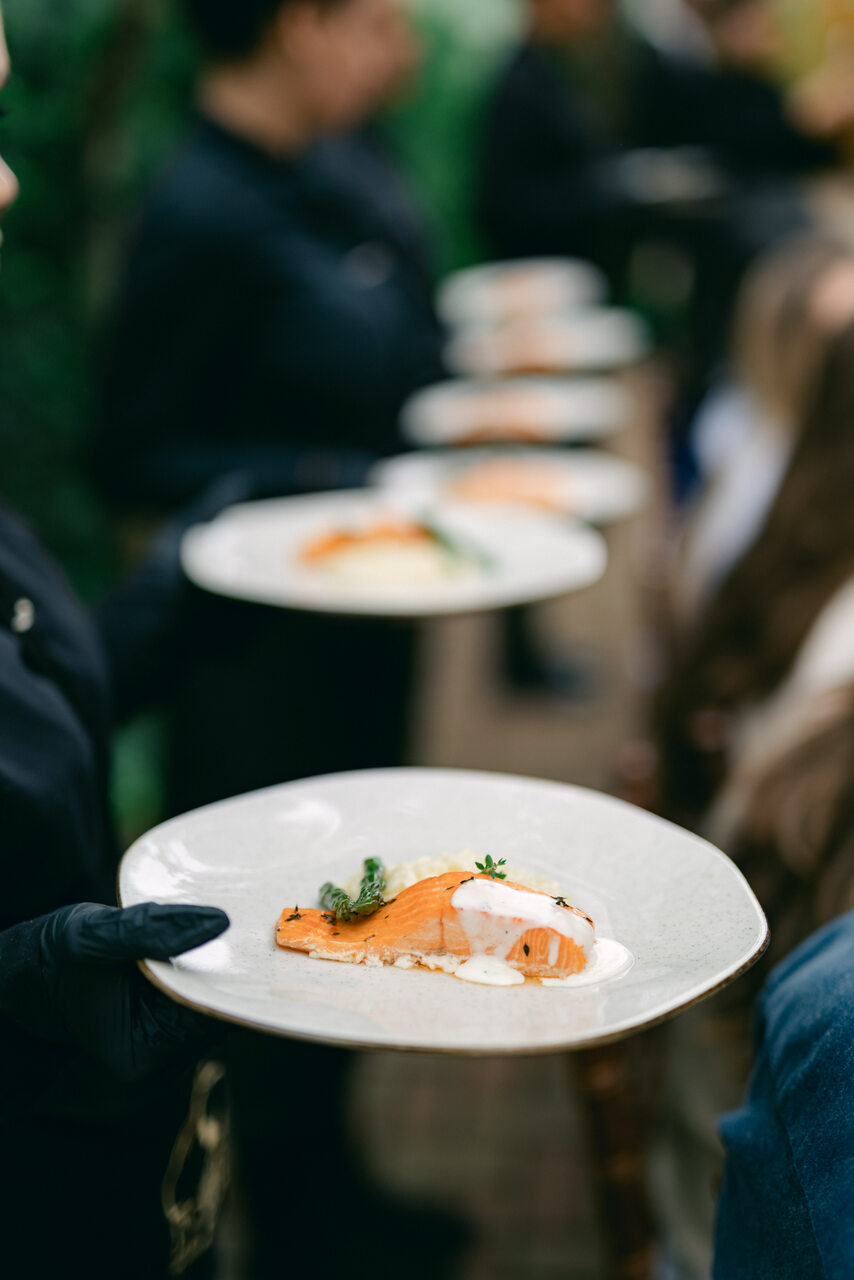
[1,902,229,1084]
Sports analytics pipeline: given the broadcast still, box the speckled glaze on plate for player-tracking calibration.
[180,492,607,618]
[370,449,648,526]
[119,769,768,1055]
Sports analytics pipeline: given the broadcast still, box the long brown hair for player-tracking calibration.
[720,688,854,1014]
[732,235,853,426]
[658,317,854,822]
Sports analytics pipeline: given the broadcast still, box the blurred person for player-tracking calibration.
[651,361,854,1272]
[310,0,437,312]
[476,0,839,372]
[668,0,846,382]
[0,19,237,1273]
[682,0,844,171]
[91,0,444,515]
[675,235,854,625]
[654,700,854,1277]
[88,0,437,820]
[476,0,694,286]
[656,306,854,829]
[713,911,854,1278]
[87,8,471,1278]
[653,656,854,1275]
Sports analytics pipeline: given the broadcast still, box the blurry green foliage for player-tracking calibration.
[0,0,196,594]
[387,0,519,272]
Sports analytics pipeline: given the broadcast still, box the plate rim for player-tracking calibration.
[120,766,770,1056]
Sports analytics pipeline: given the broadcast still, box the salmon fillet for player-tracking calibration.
[275,871,594,980]
[299,521,432,563]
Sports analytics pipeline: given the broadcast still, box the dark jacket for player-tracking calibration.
[92,117,445,512]
[0,499,239,1275]
[715,910,854,1278]
[477,38,836,267]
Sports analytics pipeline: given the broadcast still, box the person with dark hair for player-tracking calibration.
[89,0,437,817]
[92,0,443,513]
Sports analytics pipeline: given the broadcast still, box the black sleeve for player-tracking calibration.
[476,50,638,258]
[94,472,261,723]
[0,636,106,925]
[249,235,445,456]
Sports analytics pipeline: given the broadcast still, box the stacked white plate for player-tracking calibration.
[401,377,629,448]
[438,257,607,328]
[445,308,651,377]
[371,448,648,526]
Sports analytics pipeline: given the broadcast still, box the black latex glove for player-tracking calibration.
[1,902,229,1084]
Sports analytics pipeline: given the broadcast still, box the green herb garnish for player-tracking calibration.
[420,516,496,573]
[475,855,507,880]
[319,858,388,923]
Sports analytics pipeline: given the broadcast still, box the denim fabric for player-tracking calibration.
[714,910,854,1278]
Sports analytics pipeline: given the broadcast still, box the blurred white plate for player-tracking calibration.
[181,491,607,618]
[119,768,769,1054]
[401,377,629,448]
[371,448,648,525]
[446,309,651,377]
[438,257,607,328]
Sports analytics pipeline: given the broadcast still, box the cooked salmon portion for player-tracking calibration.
[298,520,433,564]
[275,871,595,980]
[448,458,566,510]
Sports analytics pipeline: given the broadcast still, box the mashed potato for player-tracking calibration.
[341,850,564,901]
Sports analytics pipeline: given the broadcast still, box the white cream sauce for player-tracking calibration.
[385,938,630,989]
[540,938,633,987]
[450,877,595,973]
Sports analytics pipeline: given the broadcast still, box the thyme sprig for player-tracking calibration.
[475,855,507,880]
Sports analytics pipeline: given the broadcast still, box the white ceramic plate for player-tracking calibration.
[446,309,651,377]
[437,258,607,328]
[180,492,607,618]
[370,449,648,526]
[401,377,629,448]
[119,768,769,1055]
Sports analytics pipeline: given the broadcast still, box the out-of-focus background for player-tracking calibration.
[5,1,854,1276]
[1,0,848,573]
